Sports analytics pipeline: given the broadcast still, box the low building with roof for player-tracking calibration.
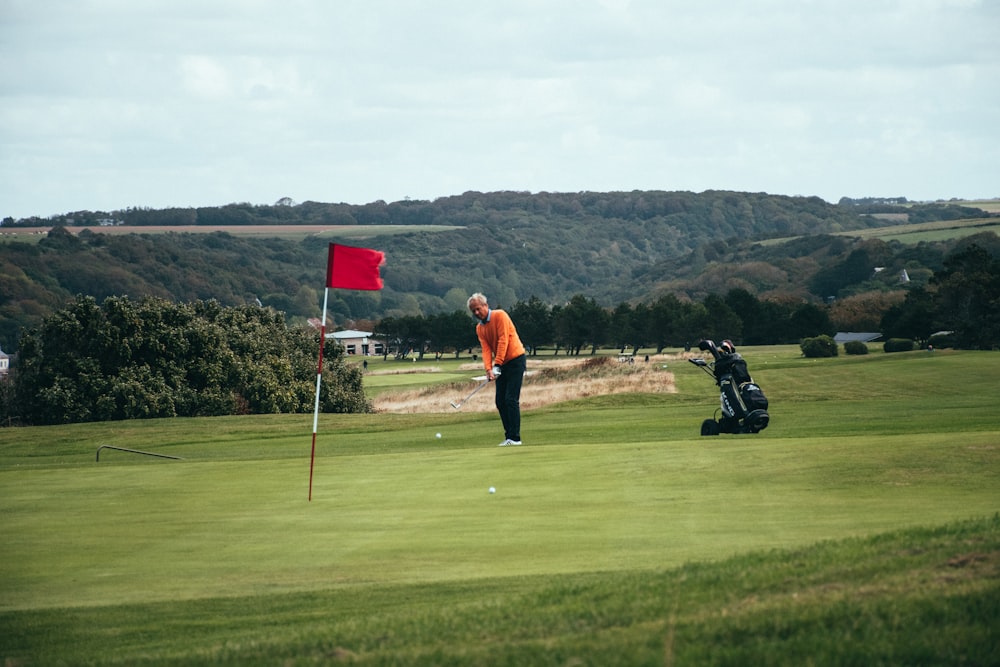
[325,330,383,356]
[834,332,883,344]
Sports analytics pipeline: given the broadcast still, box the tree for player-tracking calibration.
[553,295,608,355]
[676,301,713,349]
[372,317,401,359]
[787,302,834,340]
[880,287,940,344]
[385,315,429,358]
[809,240,893,299]
[12,295,370,425]
[828,291,906,332]
[701,293,743,344]
[723,289,762,344]
[933,243,1000,349]
[509,296,553,354]
[646,294,685,352]
[609,302,644,354]
[752,296,805,344]
[427,310,478,358]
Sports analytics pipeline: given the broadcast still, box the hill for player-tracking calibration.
[1,190,997,352]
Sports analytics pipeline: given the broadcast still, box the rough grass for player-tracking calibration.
[374,354,679,413]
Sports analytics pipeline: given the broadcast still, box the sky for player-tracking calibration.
[1,0,998,220]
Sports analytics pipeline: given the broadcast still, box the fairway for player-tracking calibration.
[1,347,998,664]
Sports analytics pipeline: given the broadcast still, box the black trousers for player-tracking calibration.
[496,354,526,441]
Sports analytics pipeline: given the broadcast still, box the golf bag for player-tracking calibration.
[691,340,769,436]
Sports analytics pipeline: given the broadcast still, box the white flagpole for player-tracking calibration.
[308,286,331,501]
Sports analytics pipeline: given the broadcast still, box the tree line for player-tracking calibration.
[375,234,1000,361]
[5,189,869,231]
[376,290,836,360]
[8,190,990,233]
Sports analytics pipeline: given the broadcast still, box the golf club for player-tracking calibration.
[688,357,716,378]
[450,379,489,409]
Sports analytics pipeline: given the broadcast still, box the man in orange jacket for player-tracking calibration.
[468,292,527,446]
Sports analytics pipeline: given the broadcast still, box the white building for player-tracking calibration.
[326,330,383,356]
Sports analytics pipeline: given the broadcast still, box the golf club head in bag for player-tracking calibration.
[697,339,720,359]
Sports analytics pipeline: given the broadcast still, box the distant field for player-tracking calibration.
[761,215,1000,246]
[954,198,1000,213]
[836,217,1000,243]
[0,224,462,242]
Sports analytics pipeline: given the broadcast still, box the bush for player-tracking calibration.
[11,295,373,425]
[927,331,955,349]
[843,340,869,355]
[884,338,915,353]
[800,335,839,358]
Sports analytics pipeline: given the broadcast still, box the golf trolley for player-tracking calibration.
[689,339,770,436]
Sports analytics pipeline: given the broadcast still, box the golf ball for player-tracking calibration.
[435,433,442,438]
[489,486,496,494]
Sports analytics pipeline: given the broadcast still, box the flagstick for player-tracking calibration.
[311,243,383,501]
[308,287,330,501]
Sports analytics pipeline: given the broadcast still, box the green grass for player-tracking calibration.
[1,347,997,665]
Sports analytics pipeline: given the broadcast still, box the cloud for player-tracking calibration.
[1,0,998,219]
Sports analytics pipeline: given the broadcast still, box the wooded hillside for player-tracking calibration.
[2,190,997,352]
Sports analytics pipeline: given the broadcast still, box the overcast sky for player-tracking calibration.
[1,0,998,220]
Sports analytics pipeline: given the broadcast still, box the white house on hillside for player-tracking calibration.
[326,330,383,356]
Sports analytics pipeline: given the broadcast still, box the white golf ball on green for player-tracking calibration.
[435,432,441,438]
[489,486,496,494]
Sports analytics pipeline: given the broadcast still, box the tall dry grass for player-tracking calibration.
[373,355,678,413]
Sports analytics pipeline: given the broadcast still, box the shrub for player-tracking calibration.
[927,331,955,349]
[843,340,869,355]
[11,295,372,425]
[884,338,915,353]
[800,335,839,358]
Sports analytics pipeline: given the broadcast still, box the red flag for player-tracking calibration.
[326,243,385,290]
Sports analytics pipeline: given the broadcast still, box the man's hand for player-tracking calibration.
[487,365,502,381]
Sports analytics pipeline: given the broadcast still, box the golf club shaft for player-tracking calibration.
[451,379,488,409]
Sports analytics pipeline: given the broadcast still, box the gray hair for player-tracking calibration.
[467,292,487,308]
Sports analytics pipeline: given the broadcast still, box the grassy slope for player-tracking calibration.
[1,347,997,665]
[758,215,1000,247]
[837,217,1000,243]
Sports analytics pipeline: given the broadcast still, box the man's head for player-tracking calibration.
[468,292,489,321]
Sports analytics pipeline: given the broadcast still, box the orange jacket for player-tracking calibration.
[475,309,525,370]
